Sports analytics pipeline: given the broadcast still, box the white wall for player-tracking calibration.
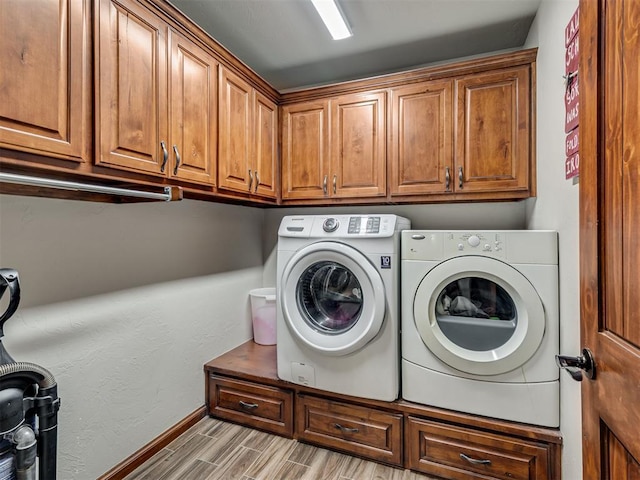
[0,195,264,479]
[524,1,582,479]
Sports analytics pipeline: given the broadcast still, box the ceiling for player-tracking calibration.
[168,0,542,91]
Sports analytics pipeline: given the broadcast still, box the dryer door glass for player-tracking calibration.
[435,277,517,351]
[297,261,363,334]
[413,256,547,375]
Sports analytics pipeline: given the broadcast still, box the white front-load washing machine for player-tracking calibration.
[277,214,410,401]
[401,230,559,427]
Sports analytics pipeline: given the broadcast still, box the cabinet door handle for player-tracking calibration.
[248,169,254,192]
[460,453,491,466]
[160,141,169,173]
[333,423,359,433]
[458,166,464,189]
[332,175,337,195]
[323,175,328,195]
[239,400,259,410]
[172,145,181,176]
[254,171,260,193]
[445,167,451,191]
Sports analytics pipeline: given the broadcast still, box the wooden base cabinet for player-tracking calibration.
[204,342,561,480]
[406,416,556,480]
[207,374,293,438]
[296,394,403,467]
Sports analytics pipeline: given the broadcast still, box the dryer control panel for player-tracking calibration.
[401,230,558,264]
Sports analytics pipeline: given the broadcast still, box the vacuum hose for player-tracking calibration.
[0,362,56,389]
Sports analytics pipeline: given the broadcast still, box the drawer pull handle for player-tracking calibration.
[239,401,259,410]
[460,453,491,466]
[333,423,359,433]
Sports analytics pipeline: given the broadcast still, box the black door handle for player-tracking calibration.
[555,348,596,381]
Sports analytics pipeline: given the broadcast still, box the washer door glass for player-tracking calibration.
[414,256,545,375]
[297,261,363,334]
[281,242,386,356]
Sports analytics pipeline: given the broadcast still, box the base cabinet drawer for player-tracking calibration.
[296,394,403,467]
[406,416,552,480]
[208,375,294,437]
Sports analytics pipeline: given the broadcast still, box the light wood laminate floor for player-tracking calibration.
[123,417,438,480]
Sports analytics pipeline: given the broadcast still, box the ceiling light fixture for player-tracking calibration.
[310,0,352,40]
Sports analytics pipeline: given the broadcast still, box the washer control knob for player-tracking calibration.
[468,235,481,247]
[323,218,339,232]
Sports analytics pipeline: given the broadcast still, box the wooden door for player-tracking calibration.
[455,66,531,193]
[252,92,278,199]
[168,28,217,186]
[281,100,329,200]
[330,92,386,198]
[580,0,640,478]
[96,0,168,176]
[218,67,252,194]
[389,80,453,196]
[0,0,90,162]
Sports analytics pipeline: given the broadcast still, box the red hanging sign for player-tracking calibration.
[565,74,579,133]
[565,7,579,46]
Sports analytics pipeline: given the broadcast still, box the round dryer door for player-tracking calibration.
[280,241,386,356]
[413,256,545,375]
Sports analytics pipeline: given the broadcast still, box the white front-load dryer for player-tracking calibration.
[401,230,559,427]
[277,214,410,401]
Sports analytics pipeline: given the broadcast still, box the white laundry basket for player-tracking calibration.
[249,288,277,345]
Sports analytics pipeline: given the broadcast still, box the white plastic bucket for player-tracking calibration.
[249,288,277,345]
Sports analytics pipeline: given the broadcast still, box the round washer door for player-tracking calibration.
[280,241,386,356]
[413,256,545,375]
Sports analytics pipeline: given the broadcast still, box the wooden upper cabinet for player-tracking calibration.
[168,28,217,185]
[218,67,277,199]
[96,0,217,186]
[0,0,90,162]
[331,92,386,198]
[455,65,531,194]
[96,0,168,176]
[218,67,252,193]
[281,100,330,200]
[389,80,453,195]
[281,93,386,201]
[253,92,278,199]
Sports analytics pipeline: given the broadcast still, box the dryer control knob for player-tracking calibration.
[323,218,339,232]
[468,235,481,247]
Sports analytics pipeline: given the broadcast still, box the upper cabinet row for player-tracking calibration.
[0,0,534,205]
[96,0,277,199]
[281,65,532,203]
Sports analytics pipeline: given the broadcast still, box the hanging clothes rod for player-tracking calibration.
[0,172,182,202]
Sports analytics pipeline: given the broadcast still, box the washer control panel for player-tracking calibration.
[279,215,409,238]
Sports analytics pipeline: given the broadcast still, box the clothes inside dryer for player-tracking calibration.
[435,276,517,351]
[297,260,363,333]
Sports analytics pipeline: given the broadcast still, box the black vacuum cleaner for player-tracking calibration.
[0,269,60,480]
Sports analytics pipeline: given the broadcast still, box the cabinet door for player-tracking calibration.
[281,100,330,200]
[390,80,453,195]
[253,92,278,199]
[0,0,90,162]
[168,29,217,186]
[331,92,387,198]
[218,67,252,193]
[96,0,168,176]
[455,66,531,193]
